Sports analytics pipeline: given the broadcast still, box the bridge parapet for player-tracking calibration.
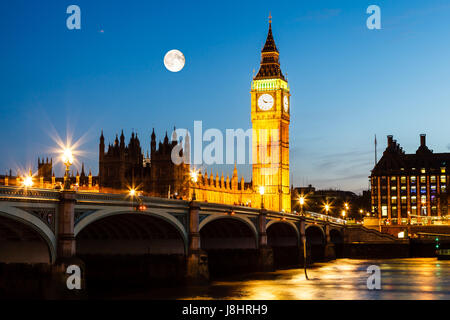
[0,186,60,202]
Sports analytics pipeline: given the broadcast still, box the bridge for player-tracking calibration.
[5,185,408,297]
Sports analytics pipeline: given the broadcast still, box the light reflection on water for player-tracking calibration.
[119,258,450,300]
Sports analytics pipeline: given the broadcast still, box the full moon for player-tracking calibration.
[163,49,185,72]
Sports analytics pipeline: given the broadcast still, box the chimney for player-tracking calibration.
[420,134,426,147]
[387,135,393,146]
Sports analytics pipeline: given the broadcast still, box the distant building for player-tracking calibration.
[99,129,190,198]
[370,134,449,224]
[291,185,369,219]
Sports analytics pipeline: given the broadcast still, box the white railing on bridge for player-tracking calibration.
[303,211,347,225]
[0,186,347,225]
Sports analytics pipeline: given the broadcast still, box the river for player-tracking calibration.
[107,258,450,300]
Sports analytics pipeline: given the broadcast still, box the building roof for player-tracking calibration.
[254,22,286,81]
[372,134,450,175]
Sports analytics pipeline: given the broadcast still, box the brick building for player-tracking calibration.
[370,134,449,224]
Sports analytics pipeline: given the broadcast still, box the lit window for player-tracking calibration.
[421,195,426,204]
[412,206,417,215]
[441,176,446,183]
[411,196,417,204]
[431,176,436,183]
[442,185,447,193]
[391,176,397,181]
[401,186,407,191]
[421,168,426,174]
[401,196,407,204]
[420,186,427,194]
[420,176,426,183]
[382,206,388,217]
[441,167,446,174]
[411,186,417,193]
[391,186,397,191]
[431,185,437,193]
[391,196,397,204]
[411,176,417,184]
[401,176,406,184]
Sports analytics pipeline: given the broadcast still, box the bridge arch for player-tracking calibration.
[305,225,326,262]
[266,220,300,246]
[0,208,56,263]
[199,215,258,250]
[330,228,344,258]
[267,220,300,268]
[75,208,188,255]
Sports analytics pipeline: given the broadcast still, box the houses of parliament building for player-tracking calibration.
[0,19,292,213]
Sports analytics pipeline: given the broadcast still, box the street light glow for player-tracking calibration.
[299,196,305,206]
[190,169,198,183]
[259,186,265,195]
[129,188,136,197]
[62,148,74,166]
[23,176,33,188]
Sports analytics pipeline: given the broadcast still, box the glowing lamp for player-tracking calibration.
[62,148,74,166]
[259,186,265,195]
[23,176,33,188]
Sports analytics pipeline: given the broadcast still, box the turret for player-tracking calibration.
[232,163,238,190]
[151,128,156,154]
[88,169,92,188]
[120,130,125,150]
[100,130,105,160]
[172,126,177,146]
[204,170,209,186]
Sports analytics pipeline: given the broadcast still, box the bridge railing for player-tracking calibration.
[303,211,347,225]
[0,186,347,225]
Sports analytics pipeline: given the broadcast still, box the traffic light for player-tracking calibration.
[435,237,440,249]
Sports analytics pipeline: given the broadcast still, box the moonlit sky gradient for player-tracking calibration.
[1,0,450,193]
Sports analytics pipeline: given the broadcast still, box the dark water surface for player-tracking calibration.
[103,258,450,300]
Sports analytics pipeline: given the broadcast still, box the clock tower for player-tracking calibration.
[251,17,291,212]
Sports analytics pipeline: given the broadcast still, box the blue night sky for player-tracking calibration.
[1,0,450,193]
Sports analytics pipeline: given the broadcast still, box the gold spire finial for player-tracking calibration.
[269,12,272,24]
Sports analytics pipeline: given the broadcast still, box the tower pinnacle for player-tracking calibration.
[254,17,285,80]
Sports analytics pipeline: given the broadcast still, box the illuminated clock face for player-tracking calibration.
[283,96,289,112]
[258,94,274,111]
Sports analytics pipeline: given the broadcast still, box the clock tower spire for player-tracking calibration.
[251,17,291,212]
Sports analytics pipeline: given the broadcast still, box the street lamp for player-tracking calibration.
[324,203,330,221]
[344,202,349,211]
[190,169,198,201]
[341,210,346,220]
[299,196,305,215]
[23,175,33,188]
[129,188,136,209]
[259,186,265,209]
[61,148,74,190]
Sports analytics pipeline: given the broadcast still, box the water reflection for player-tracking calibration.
[113,258,450,300]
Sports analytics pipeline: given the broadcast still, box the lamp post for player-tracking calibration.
[62,148,74,190]
[299,196,305,216]
[190,169,198,201]
[324,204,330,222]
[129,188,136,209]
[259,186,265,209]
